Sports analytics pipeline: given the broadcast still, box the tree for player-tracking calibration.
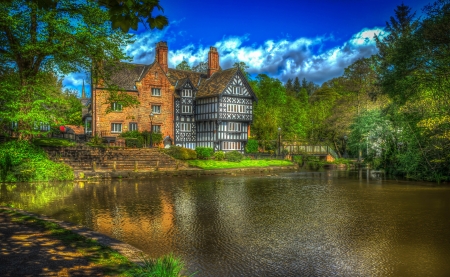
[176,60,191,71]
[233,62,250,80]
[0,0,154,139]
[293,77,301,96]
[285,79,294,95]
[0,0,169,32]
[192,62,208,73]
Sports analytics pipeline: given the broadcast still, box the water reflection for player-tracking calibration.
[1,170,450,276]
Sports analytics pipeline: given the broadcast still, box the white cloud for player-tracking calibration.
[125,27,384,84]
[64,26,386,93]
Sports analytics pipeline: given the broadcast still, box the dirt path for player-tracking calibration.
[0,211,106,276]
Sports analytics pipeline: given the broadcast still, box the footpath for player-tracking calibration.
[0,208,143,276]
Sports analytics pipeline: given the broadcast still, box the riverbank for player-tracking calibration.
[76,165,299,180]
[0,207,140,276]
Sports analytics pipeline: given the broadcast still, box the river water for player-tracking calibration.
[1,169,450,276]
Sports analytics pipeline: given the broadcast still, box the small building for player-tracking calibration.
[92,41,257,152]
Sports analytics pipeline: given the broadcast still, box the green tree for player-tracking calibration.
[0,0,151,139]
[176,60,191,71]
[293,77,301,96]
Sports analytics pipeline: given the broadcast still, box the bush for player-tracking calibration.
[132,253,194,277]
[225,150,243,162]
[213,151,225,161]
[0,140,73,182]
[86,135,104,147]
[195,147,214,159]
[245,139,259,153]
[165,146,197,160]
[125,138,143,148]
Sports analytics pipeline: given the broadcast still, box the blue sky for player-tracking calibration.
[66,0,431,96]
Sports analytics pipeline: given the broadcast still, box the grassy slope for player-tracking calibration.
[186,159,293,170]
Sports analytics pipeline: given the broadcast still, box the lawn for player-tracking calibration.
[186,159,293,170]
[32,137,76,147]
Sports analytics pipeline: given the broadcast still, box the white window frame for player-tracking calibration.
[222,141,241,150]
[111,102,122,111]
[129,122,138,131]
[182,105,192,113]
[152,105,161,114]
[111,123,122,133]
[152,88,161,96]
[228,122,242,132]
[227,104,246,113]
[180,123,191,132]
[232,86,242,95]
[152,125,161,133]
[182,89,192,97]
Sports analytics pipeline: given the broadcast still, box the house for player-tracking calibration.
[92,41,257,152]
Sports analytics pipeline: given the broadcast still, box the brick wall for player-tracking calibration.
[93,63,174,140]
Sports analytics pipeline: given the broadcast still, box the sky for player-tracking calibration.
[65,0,432,97]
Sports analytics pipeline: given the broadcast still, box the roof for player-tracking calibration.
[65,125,85,135]
[167,69,206,87]
[98,63,149,91]
[196,68,238,98]
[97,62,252,99]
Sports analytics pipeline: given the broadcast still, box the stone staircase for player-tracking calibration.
[43,147,186,172]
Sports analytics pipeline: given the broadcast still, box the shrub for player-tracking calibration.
[0,140,73,182]
[245,139,259,153]
[213,151,225,161]
[87,135,104,147]
[132,253,195,277]
[225,150,243,162]
[195,147,214,159]
[125,138,143,148]
[165,146,197,160]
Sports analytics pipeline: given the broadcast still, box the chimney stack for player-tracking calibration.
[207,47,219,77]
[155,41,168,73]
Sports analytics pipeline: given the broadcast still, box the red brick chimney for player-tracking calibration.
[207,47,219,77]
[155,41,168,73]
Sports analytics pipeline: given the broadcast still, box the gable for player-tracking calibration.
[223,73,251,97]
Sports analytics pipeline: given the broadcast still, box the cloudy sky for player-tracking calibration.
[66,0,430,96]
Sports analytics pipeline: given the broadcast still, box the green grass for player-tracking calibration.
[32,137,76,147]
[0,208,194,276]
[186,159,293,170]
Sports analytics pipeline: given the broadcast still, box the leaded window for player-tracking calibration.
[111,123,122,133]
[152,88,161,96]
[111,102,122,111]
[152,105,161,114]
[129,122,138,131]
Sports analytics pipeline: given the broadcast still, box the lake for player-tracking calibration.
[1,169,450,276]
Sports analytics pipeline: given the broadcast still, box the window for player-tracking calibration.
[227,104,245,113]
[152,88,161,96]
[152,105,161,114]
[152,125,161,133]
[39,122,51,131]
[232,86,242,95]
[223,141,241,150]
[182,105,192,113]
[182,89,192,97]
[111,123,122,133]
[129,122,138,131]
[228,122,242,132]
[180,123,191,132]
[111,102,122,111]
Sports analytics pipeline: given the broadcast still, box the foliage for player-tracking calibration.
[0,0,142,139]
[195,147,214,159]
[213,151,225,161]
[245,139,259,153]
[164,146,197,160]
[32,138,75,147]
[87,135,104,147]
[125,138,143,148]
[225,151,243,162]
[132,253,195,277]
[186,159,293,170]
[176,60,191,71]
[0,140,73,182]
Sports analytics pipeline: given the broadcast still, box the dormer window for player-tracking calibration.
[182,89,192,97]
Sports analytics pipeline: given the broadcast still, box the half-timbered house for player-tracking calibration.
[91,41,257,152]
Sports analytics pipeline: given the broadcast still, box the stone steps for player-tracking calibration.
[43,147,183,172]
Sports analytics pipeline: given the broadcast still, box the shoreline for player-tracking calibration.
[75,165,300,180]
